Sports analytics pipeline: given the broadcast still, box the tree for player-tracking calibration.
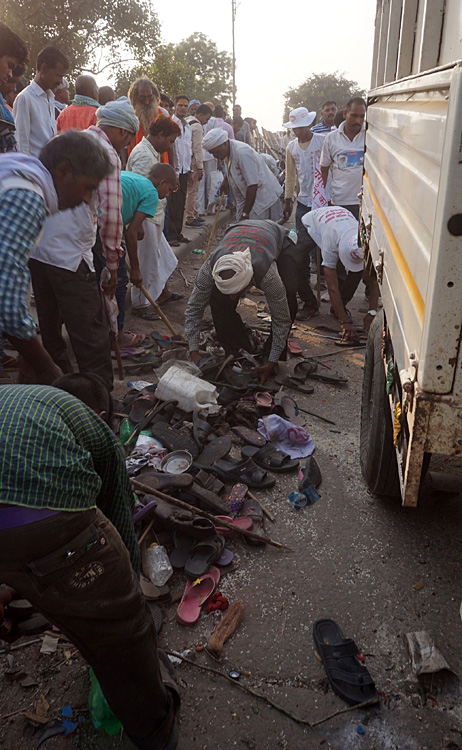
[3,0,160,78]
[283,72,366,122]
[117,32,232,105]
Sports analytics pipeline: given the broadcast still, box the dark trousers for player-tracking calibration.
[335,203,362,302]
[294,202,318,310]
[168,172,189,241]
[29,259,113,390]
[92,234,129,332]
[0,509,175,749]
[210,252,298,361]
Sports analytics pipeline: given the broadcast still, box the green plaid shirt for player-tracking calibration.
[0,385,140,574]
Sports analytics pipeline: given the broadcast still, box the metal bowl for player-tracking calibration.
[160,450,193,474]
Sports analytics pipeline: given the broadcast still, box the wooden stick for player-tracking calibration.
[206,601,244,659]
[110,331,125,381]
[204,193,225,260]
[316,245,321,308]
[125,260,178,337]
[123,401,159,447]
[297,407,336,425]
[246,489,275,523]
[130,479,292,551]
[138,519,154,546]
[313,346,366,358]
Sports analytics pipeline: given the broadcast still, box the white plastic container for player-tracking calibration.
[155,365,220,413]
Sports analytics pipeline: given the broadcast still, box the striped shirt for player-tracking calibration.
[0,385,140,573]
[0,188,46,339]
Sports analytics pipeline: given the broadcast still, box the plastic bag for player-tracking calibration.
[145,544,173,586]
[208,169,224,206]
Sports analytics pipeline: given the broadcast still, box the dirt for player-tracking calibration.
[1,221,462,750]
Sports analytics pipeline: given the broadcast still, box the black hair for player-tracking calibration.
[36,46,69,71]
[39,130,113,180]
[322,100,337,108]
[196,104,212,116]
[148,161,177,184]
[160,93,173,106]
[214,105,225,118]
[345,96,366,110]
[334,110,345,128]
[52,373,113,425]
[233,115,244,127]
[0,22,29,64]
[175,94,189,104]
[98,85,115,105]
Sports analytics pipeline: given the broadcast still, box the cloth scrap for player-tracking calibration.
[257,414,315,459]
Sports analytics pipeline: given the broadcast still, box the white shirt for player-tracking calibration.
[126,137,166,225]
[13,80,57,157]
[302,206,360,269]
[227,140,282,218]
[172,115,192,174]
[320,121,365,206]
[32,197,98,272]
[287,134,325,207]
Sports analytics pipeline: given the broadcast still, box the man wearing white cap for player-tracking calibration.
[202,128,282,221]
[282,107,325,320]
[185,220,298,384]
[302,206,378,341]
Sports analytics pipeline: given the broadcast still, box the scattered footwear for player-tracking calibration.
[241,444,299,473]
[176,566,220,624]
[184,536,225,580]
[194,437,232,467]
[231,426,267,447]
[288,339,303,355]
[208,456,276,489]
[275,374,314,395]
[151,421,200,459]
[296,305,319,321]
[185,218,205,227]
[158,293,184,306]
[132,307,161,321]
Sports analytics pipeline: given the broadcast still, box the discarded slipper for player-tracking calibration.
[150,421,199,459]
[194,436,231,466]
[213,515,253,536]
[112,346,146,358]
[216,548,234,566]
[299,455,322,490]
[294,359,348,385]
[193,411,212,449]
[239,496,265,546]
[241,444,299,473]
[135,472,194,493]
[288,339,303,355]
[176,566,220,624]
[140,575,161,601]
[231,426,267,448]
[170,533,196,569]
[226,482,248,513]
[254,390,273,408]
[312,619,379,706]
[184,536,225,580]
[273,392,305,425]
[130,394,157,424]
[275,375,314,395]
[150,330,177,350]
[209,457,276,489]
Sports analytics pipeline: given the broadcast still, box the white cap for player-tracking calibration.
[283,107,316,129]
[339,232,364,273]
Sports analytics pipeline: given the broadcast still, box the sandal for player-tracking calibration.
[239,496,265,546]
[273,392,305,425]
[176,566,220,624]
[150,421,200,459]
[241,444,299,473]
[312,619,379,706]
[294,360,348,385]
[299,455,322,490]
[194,437,231,467]
[132,307,161,321]
[231,426,267,448]
[184,536,225,579]
[119,332,146,347]
[158,293,184,306]
[275,375,314,395]
[193,411,212,449]
[208,457,276,489]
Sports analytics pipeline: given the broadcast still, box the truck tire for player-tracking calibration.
[360,311,400,498]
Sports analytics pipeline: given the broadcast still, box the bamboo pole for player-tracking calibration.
[125,260,178,338]
[204,193,225,260]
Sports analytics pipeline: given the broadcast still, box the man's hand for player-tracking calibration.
[254,361,276,385]
[101,269,117,298]
[363,312,375,332]
[129,265,143,288]
[190,350,201,364]
[137,226,145,241]
[220,176,229,195]
[198,169,204,181]
[282,199,292,223]
[341,321,360,342]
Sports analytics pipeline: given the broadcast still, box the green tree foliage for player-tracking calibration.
[117,33,232,104]
[283,72,366,122]
[2,0,160,77]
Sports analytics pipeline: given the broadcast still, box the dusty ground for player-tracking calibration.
[1,214,462,750]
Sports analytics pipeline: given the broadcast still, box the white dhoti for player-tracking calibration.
[131,221,178,308]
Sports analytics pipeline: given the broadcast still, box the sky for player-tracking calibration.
[155,0,377,131]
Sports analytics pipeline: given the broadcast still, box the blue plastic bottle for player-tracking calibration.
[88,669,122,735]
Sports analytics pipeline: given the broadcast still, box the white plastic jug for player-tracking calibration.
[155,365,220,413]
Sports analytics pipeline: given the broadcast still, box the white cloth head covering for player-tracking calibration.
[212,248,253,294]
[96,96,139,134]
[0,153,59,214]
[339,231,364,272]
[202,127,229,151]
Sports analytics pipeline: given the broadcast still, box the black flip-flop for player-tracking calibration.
[184,534,225,579]
[210,457,276,489]
[294,360,348,386]
[194,437,231,466]
[170,533,196,569]
[241,444,299,473]
[231,426,267,447]
[275,375,315,395]
[150,421,199,459]
[299,455,322,490]
[136,471,194,492]
[193,411,212,449]
[313,619,379,706]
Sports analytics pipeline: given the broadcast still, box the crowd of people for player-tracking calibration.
[0,19,378,750]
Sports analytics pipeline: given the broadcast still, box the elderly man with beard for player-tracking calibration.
[127,76,170,155]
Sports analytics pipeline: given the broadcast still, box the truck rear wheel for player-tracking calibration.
[360,311,400,498]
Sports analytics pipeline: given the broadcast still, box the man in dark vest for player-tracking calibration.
[185,220,298,384]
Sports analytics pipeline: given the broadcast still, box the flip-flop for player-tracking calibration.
[122,332,146,347]
[299,455,322,490]
[193,411,212,449]
[170,533,196,569]
[275,375,315,395]
[226,482,248,513]
[312,619,379,706]
[254,390,273,408]
[213,515,253,536]
[194,437,231,467]
[239,496,265,546]
[150,421,199,459]
[294,359,348,385]
[273,392,305,426]
[158,292,184,306]
[150,331,177,350]
[112,346,146,358]
[209,457,276,489]
[136,472,194,493]
[216,548,234,566]
[288,339,303,355]
[176,566,220,624]
[184,536,225,579]
[130,394,157,424]
[231,426,267,448]
[140,575,161,601]
[241,444,299,473]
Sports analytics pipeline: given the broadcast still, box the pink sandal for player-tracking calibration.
[176,566,220,625]
[213,516,253,537]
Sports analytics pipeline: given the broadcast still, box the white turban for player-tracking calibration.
[96,96,139,135]
[212,248,254,295]
[202,127,229,151]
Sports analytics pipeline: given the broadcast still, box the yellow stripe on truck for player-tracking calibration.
[364,171,425,324]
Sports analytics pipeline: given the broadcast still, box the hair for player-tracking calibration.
[11,62,26,78]
[233,115,244,127]
[214,105,225,118]
[175,94,189,104]
[148,115,181,139]
[128,76,159,104]
[334,110,345,128]
[0,22,29,65]
[40,130,113,180]
[203,101,215,112]
[75,74,98,98]
[160,93,173,106]
[196,103,212,116]
[148,162,177,184]
[36,46,69,71]
[52,373,113,425]
[345,96,366,110]
[98,85,115,105]
[322,100,337,109]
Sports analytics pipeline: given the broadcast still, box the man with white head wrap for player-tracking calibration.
[185,220,299,384]
[202,128,283,221]
[302,205,379,341]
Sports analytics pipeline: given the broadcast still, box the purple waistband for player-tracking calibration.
[0,505,59,530]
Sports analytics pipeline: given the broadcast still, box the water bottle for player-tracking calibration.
[88,669,122,735]
[288,229,298,244]
[145,543,173,586]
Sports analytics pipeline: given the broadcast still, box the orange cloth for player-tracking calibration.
[57,104,97,132]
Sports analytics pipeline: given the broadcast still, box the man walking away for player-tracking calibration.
[169,94,192,245]
[57,75,99,131]
[13,46,69,156]
[185,103,212,227]
[233,104,252,145]
[311,101,337,134]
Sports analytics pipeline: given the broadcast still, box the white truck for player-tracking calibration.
[360,0,462,506]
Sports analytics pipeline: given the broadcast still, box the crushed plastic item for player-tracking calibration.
[192,248,204,254]
[404,631,455,677]
[145,544,173,587]
[61,705,73,718]
[126,380,153,390]
[88,668,122,735]
[357,725,365,735]
[289,486,321,510]
[40,635,59,654]
[168,649,191,665]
